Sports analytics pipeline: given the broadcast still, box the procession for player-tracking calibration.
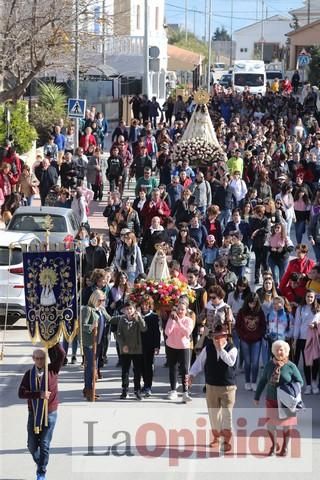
[1,1,320,478]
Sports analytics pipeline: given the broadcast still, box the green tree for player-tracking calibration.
[30,81,67,144]
[213,27,231,41]
[168,28,208,59]
[0,101,37,153]
[307,46,320,87]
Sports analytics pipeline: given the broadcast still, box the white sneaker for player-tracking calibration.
[182,392,192,403]
[251,383,257,392]
[244,382,252,391]
[167,390,178,400]
[304,385,312,395]
[312,382,319,394]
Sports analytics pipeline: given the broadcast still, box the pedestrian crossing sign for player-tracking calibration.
[68,98,86,118]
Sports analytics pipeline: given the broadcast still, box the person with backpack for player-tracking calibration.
[228,231,250,277]
[190,171,212,215]
[106,146,124,193]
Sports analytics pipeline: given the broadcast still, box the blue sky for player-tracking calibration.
[165,0,303,37]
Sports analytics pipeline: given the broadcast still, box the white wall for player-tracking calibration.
[234,17,291,60]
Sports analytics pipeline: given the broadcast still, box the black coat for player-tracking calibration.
[249,216,270,250]
[37,165,58,195]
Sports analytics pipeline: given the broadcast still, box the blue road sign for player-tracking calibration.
[68,98,86,118]
[298,54,311,68]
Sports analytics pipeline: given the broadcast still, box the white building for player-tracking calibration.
[289,0,320,27]
[233,15,291,63]
[82,0,168,103]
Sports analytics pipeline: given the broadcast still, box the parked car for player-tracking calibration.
[0,232,41,317]
[219,74,232,88]
[6,206,80,246]
[214,63,226,70]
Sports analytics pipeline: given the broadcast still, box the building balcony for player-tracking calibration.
[104,35,144,55]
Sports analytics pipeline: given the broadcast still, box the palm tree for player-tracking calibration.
[37,81,67,115]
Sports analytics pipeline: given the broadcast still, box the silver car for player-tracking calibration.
[0,231,41,317]
[7,206,80,246]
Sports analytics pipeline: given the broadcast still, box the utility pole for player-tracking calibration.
[143,0,150,98]
[260,0,265,62]
[102,0,106,65]
[204,0,207,41]
[307,0,311,24]
[230,0,234,67]
[74,0,80,149]
[207,0,212,93]
[193,10,196,36]
[185,0,188,42]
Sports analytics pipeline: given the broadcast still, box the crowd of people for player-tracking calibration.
[16,82,320,477]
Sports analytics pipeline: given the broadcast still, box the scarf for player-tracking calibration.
[123,242,135,266]
[270,357,288,385]
[30,365,46,434]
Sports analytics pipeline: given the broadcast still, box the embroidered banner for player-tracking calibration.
[23,251,78,347]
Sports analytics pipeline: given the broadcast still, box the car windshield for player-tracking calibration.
[234,73,264,87]
[0,247,22,265]
[266,72,283,80]
[9,215,67,233]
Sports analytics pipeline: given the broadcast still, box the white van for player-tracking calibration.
[232,60,266,95]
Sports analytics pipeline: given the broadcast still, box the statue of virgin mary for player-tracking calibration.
[182,90,221,150]
[147,245,170,282]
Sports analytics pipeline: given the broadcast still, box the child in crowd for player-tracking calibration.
[112,301,147,400]
[203,234,217,274]
[229,231,250,277]
[218,234,232,260]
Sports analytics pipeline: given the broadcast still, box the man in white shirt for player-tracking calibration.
[188,324,237,453]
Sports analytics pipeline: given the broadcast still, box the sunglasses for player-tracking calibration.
[98,299,105,303]
[210,295,218,300]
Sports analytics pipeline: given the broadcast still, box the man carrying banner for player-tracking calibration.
[18,344,65,480]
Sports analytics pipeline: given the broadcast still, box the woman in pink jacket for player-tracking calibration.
[165,297,194,403]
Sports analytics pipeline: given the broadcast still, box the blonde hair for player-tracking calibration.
[88,289,105,308]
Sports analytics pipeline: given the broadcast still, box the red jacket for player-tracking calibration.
[279,256,315,299]
[18,344,65,413]
[79,134,97,152]
[141,200,171,230]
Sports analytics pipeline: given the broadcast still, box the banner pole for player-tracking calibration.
[79,249,84,356]
[44,346,49,427]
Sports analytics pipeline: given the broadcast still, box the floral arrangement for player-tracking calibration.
[129,278,196,307]
[174,137,220,167]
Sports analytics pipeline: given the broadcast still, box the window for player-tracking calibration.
[155,6,159,30]
[9,215,67,233]
[0,247,22,266]
[137,4,140,30]
[94,6,101,34]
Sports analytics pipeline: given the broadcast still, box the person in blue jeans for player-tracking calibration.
[18,343,65,480]
[62,335,78,365]
[236,292,266,392]
[81,289,110,401]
